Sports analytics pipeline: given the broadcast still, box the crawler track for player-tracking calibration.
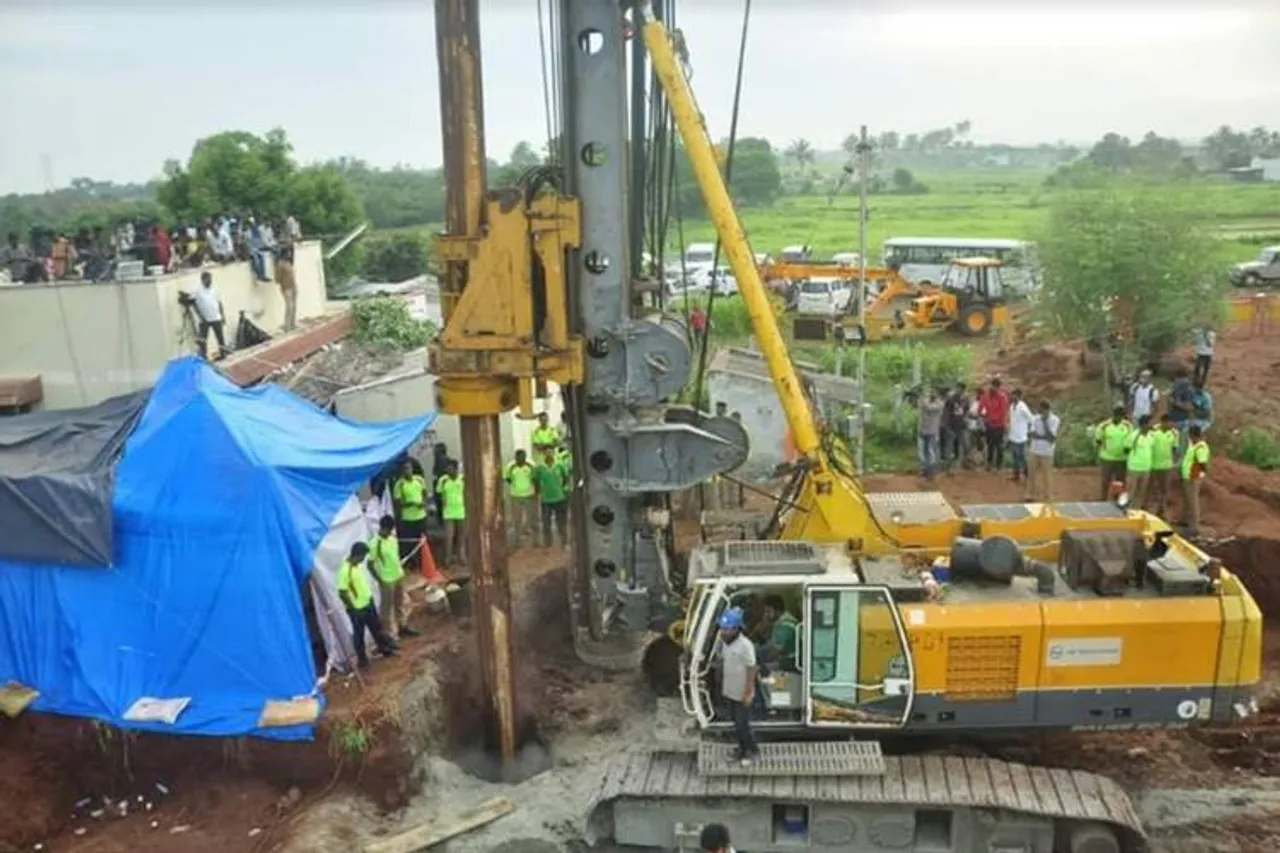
[587,749,1147,852]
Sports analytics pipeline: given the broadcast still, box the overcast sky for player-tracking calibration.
[1,1,1277,194]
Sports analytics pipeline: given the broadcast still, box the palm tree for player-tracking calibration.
[786,138,815,171]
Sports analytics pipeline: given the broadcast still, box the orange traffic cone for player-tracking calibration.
[420,536,449,585]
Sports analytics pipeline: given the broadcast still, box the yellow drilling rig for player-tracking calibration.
[428,1,1262,851]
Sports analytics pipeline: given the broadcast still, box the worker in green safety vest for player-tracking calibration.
[1123,415,1155,510]
[532,412,559,456]
[435,460,466,566]
[504,449,537,548]
[534,448,570,549]
[1093,406,1132,501]
[336,542,397,670]
[1148,413,1179,516]
[369,515,419,641]
[391,458,428,566]
[1180,425,1211,536]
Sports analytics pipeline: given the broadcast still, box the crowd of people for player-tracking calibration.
[0,213,301,286]
[338,413,578,672]
[914,324,1217,534]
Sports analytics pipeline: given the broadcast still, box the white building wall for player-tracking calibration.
[333,363,566,466]
[0,242,329,410]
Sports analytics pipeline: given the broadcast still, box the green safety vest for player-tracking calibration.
[531,426,559,449]
[505,461,536,498]
[1181,440,1210,481]
[1125,430,1155,473]
[393,475,427,522]
[1097,420,1132,462]
[337,558,374,610]
[436,474,466,520]
[1150,428,1177,471]
[368,534,404,584]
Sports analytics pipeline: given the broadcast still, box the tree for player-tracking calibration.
[841,132,860,155]
[288,165,365,238]
[1037,183,1224,369]
[1131,131,1183,171]
[726,137,783,206]
[877,131,900,152]
[673,136,783,218]
[785,139,815,171]
[1087,132,1133,171]
[1201,125,1252,170]
[360,231,433,283]
[157,129,297,222]
[891,167,917,193]
[331,161,446,230]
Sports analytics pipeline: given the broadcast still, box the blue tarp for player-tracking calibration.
[0,357,432,740]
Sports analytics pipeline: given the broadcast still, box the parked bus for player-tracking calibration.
[882,237,1039,295]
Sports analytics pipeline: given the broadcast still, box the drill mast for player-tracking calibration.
[431,0,747,761]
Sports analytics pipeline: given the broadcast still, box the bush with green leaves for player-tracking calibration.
[351,296,437,351]
[1230,427,1280,471]
[1036,181,1226,361]
[360,231,433,284]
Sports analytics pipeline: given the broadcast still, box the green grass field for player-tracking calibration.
[387,168,1280,472]
[675,168,1280,271]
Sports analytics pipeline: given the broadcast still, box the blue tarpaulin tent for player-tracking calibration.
[0,357,432,740]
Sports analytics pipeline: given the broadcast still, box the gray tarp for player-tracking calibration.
[0,390,148,566]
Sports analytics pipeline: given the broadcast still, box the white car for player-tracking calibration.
[1230,246,1280,287]
[794,278,853,316]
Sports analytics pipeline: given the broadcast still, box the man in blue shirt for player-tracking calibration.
[1188,377,1214,435]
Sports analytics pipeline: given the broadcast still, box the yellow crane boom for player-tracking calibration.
[639,3,898,552]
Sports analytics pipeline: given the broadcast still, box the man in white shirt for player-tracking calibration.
[191,270,228,360]
[1191,326,1215,385]
[1129,369,1159,422]
[713,607,758,766]
[1027,400,1061,502]
[1007,388,1033,484]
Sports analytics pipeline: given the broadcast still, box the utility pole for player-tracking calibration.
[856,125,871,475]
[433,0,519,766]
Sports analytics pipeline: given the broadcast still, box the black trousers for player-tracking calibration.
[198,320,226,359]
[1193,354,1212,385]
[396,517,426,566]
[541,501,569,547]
[985,426,1006,469]
[348,604,394,667]
[725,698,758,757]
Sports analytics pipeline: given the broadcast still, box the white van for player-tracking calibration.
[683,242,717,270]
[794,278,853,316]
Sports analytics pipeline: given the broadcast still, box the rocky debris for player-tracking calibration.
[264,341,409,406]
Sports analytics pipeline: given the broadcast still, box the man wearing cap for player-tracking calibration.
[336,542,398,670]
[713,606,759,766]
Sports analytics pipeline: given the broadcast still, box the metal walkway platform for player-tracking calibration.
[697,739,886,777]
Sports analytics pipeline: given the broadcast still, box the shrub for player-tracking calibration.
[1230,427,1280,471]
[351,295,436,351]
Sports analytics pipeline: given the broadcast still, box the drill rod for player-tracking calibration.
[434,0,519,766]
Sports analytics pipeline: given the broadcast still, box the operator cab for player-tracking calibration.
[679,541,915,736]
[905,256,1007,336]
[939,256,1006,303]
